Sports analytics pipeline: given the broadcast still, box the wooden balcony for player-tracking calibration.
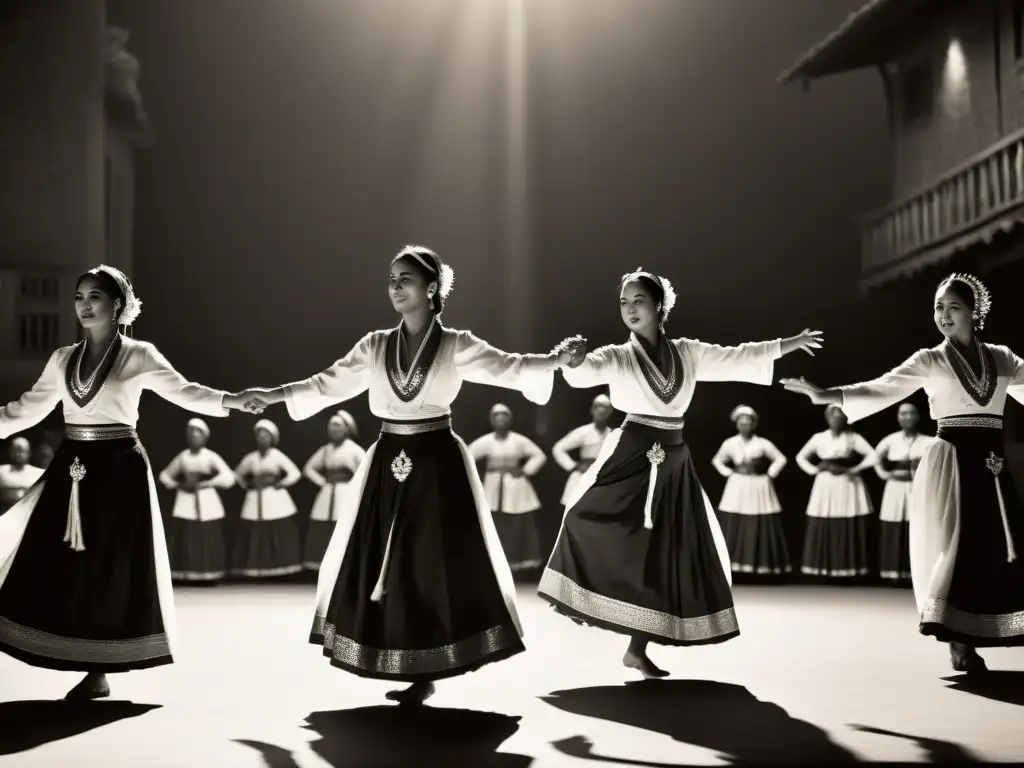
[860,128,1024,290]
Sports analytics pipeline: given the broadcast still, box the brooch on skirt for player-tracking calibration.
[986,451,1004,475]
[391,450,412,482]
[642,442,666,530]
[65,457,87,552]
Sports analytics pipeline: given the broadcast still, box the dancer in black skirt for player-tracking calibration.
[783,272,1024,673]
[232,245,586,705]
[538,268,823,678]
[0,265,249,700]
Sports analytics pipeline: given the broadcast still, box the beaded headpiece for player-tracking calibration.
[622,267,677,324]
[94,264,142,327]
[939,272,992,330]
[398,245,456,299]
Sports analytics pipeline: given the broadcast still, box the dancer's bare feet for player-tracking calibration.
[385,681,435,706]
[949,642,987,674]
[63,673,110,701]
[623,649,670,678]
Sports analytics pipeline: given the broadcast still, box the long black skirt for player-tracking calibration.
[919,422,1024,647]
[167,517,226,582]
[231,517,303,578]
[538,419,738,647]
[879,521,911,582]
[800,517,871,578]
[304,519,335,571]
[492,511,543,571]
[717,511,792,575]
[0,429,172,672]
[311,417,524,683]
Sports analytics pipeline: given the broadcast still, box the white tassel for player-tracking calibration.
[643,442,666,530]
[370,516,398,602]
[994,478,1017,563]
[65,457,87,552]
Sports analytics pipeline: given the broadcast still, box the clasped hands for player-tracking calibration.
[553,335,588,368]
[223,388,274,416]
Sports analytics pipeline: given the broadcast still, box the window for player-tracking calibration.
[1014,0,1024,60]
[901,62,934,122]
[17,313,60,355]
[19,276,59,299]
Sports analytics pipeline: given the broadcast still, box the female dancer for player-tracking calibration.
[873,402,929,583]
[782,272,1024,672]
[538,268,822,677]
[711,405,791,576]
[468,403,548,572]
[302,410,365,571]
[231,245,585,705]
[0,265,246,700]
[231,419,303,578]
[158,418,236,583]
[0,438,44,513]
[795,405,876,579]
[551,393,614,511]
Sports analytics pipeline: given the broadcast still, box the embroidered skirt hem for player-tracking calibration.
[800,516,871,577]
[231,517,303,578]
[167,517,226,582]
[717,510,792,574]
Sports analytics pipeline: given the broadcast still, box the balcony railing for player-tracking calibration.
[861,127,1024,280]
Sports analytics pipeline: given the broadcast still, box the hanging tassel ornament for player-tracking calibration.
[987,452,1017,563]
[65,457,87,552]
[643,443,665,530]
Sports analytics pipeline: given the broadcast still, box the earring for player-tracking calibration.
[427,291,435,300]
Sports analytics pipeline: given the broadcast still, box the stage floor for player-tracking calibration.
[1,583,1022,766]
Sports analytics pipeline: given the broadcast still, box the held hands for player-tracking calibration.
[224,389,272,415]
[553,335,587,368]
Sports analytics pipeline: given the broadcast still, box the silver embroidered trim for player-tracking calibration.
[623,414,686,431]
[0,616,170,663]
[379,417,452,436]
[936,415,1003,430]
[538,569,738,642]
[64,424,138,441]
[921,599,1024,639]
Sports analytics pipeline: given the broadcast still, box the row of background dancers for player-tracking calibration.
[0,254,1019,705]
[1,391,929,587]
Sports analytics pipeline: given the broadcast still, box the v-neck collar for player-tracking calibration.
[942,340,996,407]
[385,316,443,403]
[629,332,684,405]
[64,335,123,410]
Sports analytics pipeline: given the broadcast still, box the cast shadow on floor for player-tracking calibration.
[943,670,1024,707]
[0,700,160,756]
[237,704,532,768]
[541,678,857,764]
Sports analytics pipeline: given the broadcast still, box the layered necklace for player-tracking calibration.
[944,337,995,406]
[72,335,119,400]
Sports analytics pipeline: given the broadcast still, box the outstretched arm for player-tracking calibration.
[0,350,64,439]
[686,330,821,386]
[137,342,229,417]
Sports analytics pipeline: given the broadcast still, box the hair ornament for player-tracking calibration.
[945,272,992,330]
[95,264,142,327]
[622,267,676,324]
[438,262,455,298]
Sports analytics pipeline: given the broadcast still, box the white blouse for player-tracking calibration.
[796,430,876,475]
[235,448,302,488]
[711,435,787,479]
[0,336,228,438]
[839,342,1024,424]
[0,463,45,490]
[468,432,547,476]
[283,319,559,422]
[303,440,366,486]
[158,448,236,491]
[561,333,781,417]
[873,431,930,480]
[551,423,610,472]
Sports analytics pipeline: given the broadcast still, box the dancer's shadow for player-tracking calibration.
[943,670,1024,707]
[237,705,532,768]
[542,679,858,764]
[848,724,980,763]
[0,700,159,755]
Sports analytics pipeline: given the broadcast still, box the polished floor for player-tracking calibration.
[1,583,1022,766]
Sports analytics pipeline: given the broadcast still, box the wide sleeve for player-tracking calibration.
[519,435,547,476]
[283,332,375,421]
[837,350,931,424]
[158,451,185,490]
[681,338,781,385]
[0,349,64,439]
[551,426,586,472]
[795,434,820,475]
[561,346,616,390]
[303,446,328,487]
[1004,347,1024,406]
[453,331,557,405]
[274,450,302,488]
[762,439,788,479]
[137,342,229,418]
[206,451,237,490]
[710,439,734,478]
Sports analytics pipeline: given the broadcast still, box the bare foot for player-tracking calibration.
[949,642,988,674]
[385,681,436,706]
[623,650,670,679]
[63,673,111,701]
